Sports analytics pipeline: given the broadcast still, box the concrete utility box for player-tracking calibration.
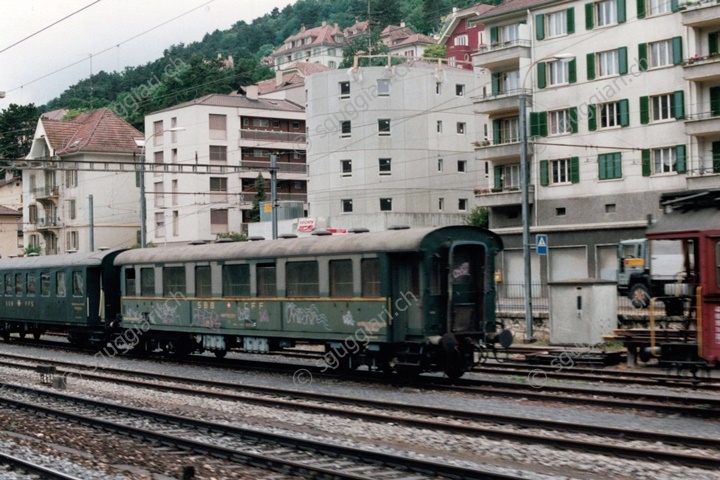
[549,278,617,345]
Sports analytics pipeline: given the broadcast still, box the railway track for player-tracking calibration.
[0,451,83,480]
[0,384,534,480]
[2,353,719,472]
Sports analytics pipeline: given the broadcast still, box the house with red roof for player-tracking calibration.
[381,22,437,58]
[438,4,496,69]
[269,21,347,71]
[23,108,144,254]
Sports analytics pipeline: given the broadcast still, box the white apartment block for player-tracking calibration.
[306,62,489,231]
[143,94,306,245]
[472,0,720,285]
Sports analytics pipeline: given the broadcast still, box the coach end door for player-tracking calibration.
[447,243,485,333]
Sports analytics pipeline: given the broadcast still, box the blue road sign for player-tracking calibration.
[536,234,548,255]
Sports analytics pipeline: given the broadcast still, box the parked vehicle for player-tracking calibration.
[617,238,685,308]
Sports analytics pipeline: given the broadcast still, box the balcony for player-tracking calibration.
[681,1,720,27]
[473,39,531,70]
[685,112,720,137]
[474,141,521,161]
[239,129,307,150]
[33,185,59,200]
[237,192,307,205]
[238,159,308,180]
[473,185,534,208]
[682,55,720,82]
[473,88,527,115]
[35,216,60,230]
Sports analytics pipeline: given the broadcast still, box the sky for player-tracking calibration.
[0,0,295,110]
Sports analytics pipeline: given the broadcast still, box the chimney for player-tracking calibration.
[276,70,284,86]
[322,20,327,27]
[245,85,258,100]
[334,22,339,29]
[301,24,306,32]
[400,21,405,27]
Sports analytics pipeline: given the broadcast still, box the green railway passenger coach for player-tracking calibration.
[115,225,509,377]
[0,250,124,344]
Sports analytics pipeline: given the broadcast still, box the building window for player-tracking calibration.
[173,210,179,236]
[549,110,572,135]
[647,0,670,15]
[548,59,570,85]
[599,102,622,128]
[650,40,671,68]
[380,198,392,211]
[210,177,228,202]
[457,160,467,173]
[437,120,442,133]
[495,117,520,143]
[210,145,227,163]
[457,122,466,134]
[341,159,352,176]
[172,180,178,206]
[69,199,76,220]
[65,170,78,188]
[210,209,228,235]
[253,149,270,158]
[551,158,571,184]
[650,94,672,121]
[653,147,677,174]
[377,79,390,96]
[66,230,78,251]
[342,199,353,213]
[595,0,618,26]
[438,158,443,172]
[28,205,37,224]
[292,121,300,129]
[154,181,164,208]
[500,24,519,42]
[153,120,163,146]
[155,212,165,238]
[456,84,465,96]
[242,117,249,126]
[252,118,269,127]
[328,61,337,68]
[605,204,616,213]
[436,82,442,95]
[378,119,391,136]
[339,81,350,98]
[556,207,566,216]
[438,198,444,211]
[379,158,391,175]
[458,198,468,211]
[495,70,519,94]
[598,152,622,180]
[209,114,227,140]
[546,10,568,37]
[597,50,619,77]
[153,151,164,175]
[170,117,178,142]
[502,164,520,188]
[454,34,468,46]
[341,120,351,137]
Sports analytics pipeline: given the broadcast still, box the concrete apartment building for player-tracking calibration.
[470,0,720,286]
[143,93,306,244]
[23,108,143,254]
[305,61,488,231]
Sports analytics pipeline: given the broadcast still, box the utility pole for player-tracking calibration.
[270,153,278,240]
[88,194,94,252]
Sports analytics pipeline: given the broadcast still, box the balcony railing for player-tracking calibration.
[477,39,531,53]
[239,160,308,175]
[33,186,59,198]
[239,129,306,144]
[35,216,60,228]
[238,192,307,204]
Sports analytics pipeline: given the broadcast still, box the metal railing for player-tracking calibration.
[477,39,531,53]
[239,129,306,144]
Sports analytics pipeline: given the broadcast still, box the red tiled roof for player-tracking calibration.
[150,94,305,115]
[284,22,342,45]
[255,62,332,95]
[344,20,369,38]
[42,108,143,156]
[392,33,437,48]
[41,109,68,120]
[477,0,553,20]
[0,206,21,217]
[438,3,496,44]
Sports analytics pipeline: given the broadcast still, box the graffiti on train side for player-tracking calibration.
[285,303,331,331]
[192,307,220,329]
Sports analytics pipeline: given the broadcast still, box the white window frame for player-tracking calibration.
[500,118,520,143]
[457,122,466,134]
[547,10,567,37]
[548,60,569,85]
[502,164,520,188]
[648,0,670,15]
[599,102,621,128]
[549,110,571,135]
[651,94,672,122]
[597,50,619,77]
[551,158,571,184]
[595,0,617,27]
[653,147,676,174]
[454,34,468,46]
[458,198,468,211]
[650,40,671,68]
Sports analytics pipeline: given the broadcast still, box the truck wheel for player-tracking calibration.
[629,284,651,309]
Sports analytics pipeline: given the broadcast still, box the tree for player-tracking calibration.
[465,206,489,229]
[340,29,390,68]
[249,173,267,222]
[0,103,40,167]
[422,44,447,60]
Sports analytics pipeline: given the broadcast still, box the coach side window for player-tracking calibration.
[56,272,66,297]
[287,261,319,297]
[163,266,186,296]
[256,264,276,297]
[15,273,23,296]
[125,269,136,296]
[716,241,720,288]
[140,268,155,296]
[4,274,12,295]
[223,264,250,297]
[361,258,381,297]
[195,266,212,298]
[41,273,50,296]
[72,271,84,296]
[26,273,36,295]
[330,260,353,297]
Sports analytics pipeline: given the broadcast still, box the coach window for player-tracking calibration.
[41,273,50,296]
[287,261,319,297]
[195,266,212,298]
[429,257,443,296]
[330,260,353,297]
[716,241,720,288]
[4,274,12,295]
[163,266,186,296]
[256,264,276,297]
[56,272,66,297]
[361,258,381,297]
[15,273,23,296]
[140,268,155,296]
[223,264,250,297]
[72,271,84,296]
[125,269,136,296]
[27,273,36,295]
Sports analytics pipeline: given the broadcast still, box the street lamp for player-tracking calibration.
[519,53,573,338]
[139,127,185,248]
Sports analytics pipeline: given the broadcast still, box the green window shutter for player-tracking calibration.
[490,26,498,43]
[641,150,651,177]
[588,104,597,131]
[618,47,628,74]
[530,112,548,137]
[569,59,577,83]
[670,0,679,11]
[710,32,719,56]
[494,166,503,189]
[585,3,594,30]
[535,14,545,40]
[711,86,720,116]
[570,157,580,183]
[614,152,623,178]
[493,119,501,145]
[675,145,686,173]
[598,154,607,180]
[586,52,596,80]
[539,112,548,137]
[567,8,575,34]
[569,107,578,133]
[673,90,685,119]
[530,112,540,137]
[619,99,629,127]
[540,160,549,186]
[638,43,648,71]
[639,96,649,124]
[537,62,547,89]
[617,0,626,23]
[713,142,720,173]
[637,0,646,19]
[671,36,683,65]
[491,73,500,95]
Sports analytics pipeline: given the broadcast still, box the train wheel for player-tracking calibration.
[213,350,227,359]
[18,331,26,339]
[442,333,465,380]
[33,332,42,340]
[2,330,9,342]
[629,284,651,309]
